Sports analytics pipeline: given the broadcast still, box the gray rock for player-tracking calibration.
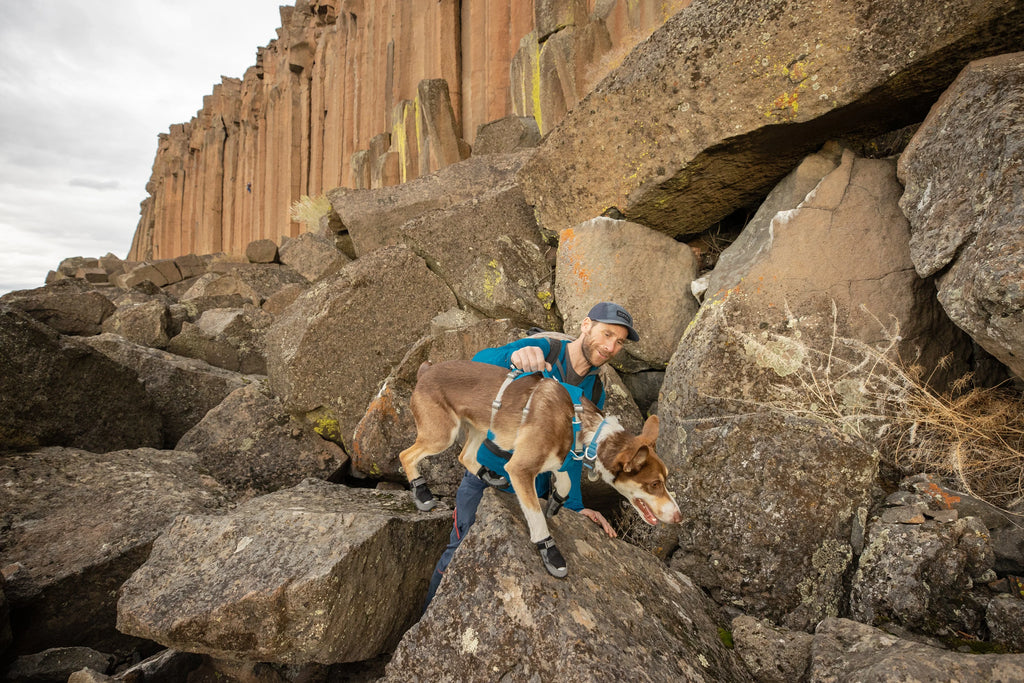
[517,0,1024,237]
[731,615,813,683]
[326,151,534,257]
[83,333,255,447]
[277,232,348,282]
[899,52,1024,379]
[706,142,842,300]
[385,490,751,682]
[68,649,203,683]
[176,382,347,495]
[472,115,541,155]
[265,246,458,449]
[180,264,308,306]
[100,299,171,348]
[117,480,451,665]
[0,447,229,654]
[807,617,1024,681]
[987,595,1024,652]
[849,516,994,637]
[0,306,163,452]
[4,647,113,683]
[554,216,699,368]
[166,304,272,375]
[400,181,558,330]
[0,574,11,656]
[245,238,279,264]
[0,280,116,336]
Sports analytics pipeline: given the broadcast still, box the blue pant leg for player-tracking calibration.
[424,470,487,608]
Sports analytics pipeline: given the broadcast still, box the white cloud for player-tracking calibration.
[0,0,286,295]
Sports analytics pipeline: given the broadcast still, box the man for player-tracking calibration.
[423,301,639,606]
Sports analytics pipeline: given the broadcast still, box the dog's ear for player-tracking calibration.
[642,414,659,442]
[615,443,649,474]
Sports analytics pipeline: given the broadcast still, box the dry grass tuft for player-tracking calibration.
[728,303,1024,512]
[290,194,331,228]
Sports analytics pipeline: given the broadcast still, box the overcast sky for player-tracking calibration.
[0,1,289,295]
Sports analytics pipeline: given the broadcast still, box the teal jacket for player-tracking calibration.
[472,337,606,511]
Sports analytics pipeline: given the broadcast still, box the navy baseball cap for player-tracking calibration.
[586,301,639,341]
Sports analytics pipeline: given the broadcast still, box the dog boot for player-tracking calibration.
[410,477,438,511]
[535,536,568,578]
[476,466,509,488]
[545,490,568,518]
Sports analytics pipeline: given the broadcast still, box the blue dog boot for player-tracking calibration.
[476,466,509,488]
[545,490,568,518]
[410,477,438,511]
[535,536,568,578]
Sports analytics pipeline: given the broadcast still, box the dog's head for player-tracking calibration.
[606,415,682,525]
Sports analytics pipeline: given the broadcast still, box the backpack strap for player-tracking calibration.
[543,337,603,405]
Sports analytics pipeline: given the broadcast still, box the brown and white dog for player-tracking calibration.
[399,360,682,577]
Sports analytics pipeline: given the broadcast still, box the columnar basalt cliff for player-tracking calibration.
[129,0,687,262]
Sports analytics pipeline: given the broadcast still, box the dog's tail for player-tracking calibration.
[416,361,433,379]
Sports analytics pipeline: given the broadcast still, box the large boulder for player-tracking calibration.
[166,305,272,375]
[265,246,458,448]
[807,617,1024,680]
[898,52,1024,379]
[176,382,348,495]
[116,479,451,665]
[400,181,558,329]
[0,306,163,453]
[849,513,994,638]
[278,232,349,282]
[517,0,1024,236]
[385,490,751,681]
[100,299,171,348]
[180,264,308,306]
[325,151,534,257]
[82,333,255,447]
[0,280,115,336]
[0,447,229,655]
[554,216,699,368]
[656,147,972,630]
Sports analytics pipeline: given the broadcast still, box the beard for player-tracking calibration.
[580,330,610,367]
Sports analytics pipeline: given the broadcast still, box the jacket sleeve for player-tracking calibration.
[472,337,551,368]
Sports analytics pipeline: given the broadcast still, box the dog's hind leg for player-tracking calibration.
[399,402,461,511]
[505,460,567,578]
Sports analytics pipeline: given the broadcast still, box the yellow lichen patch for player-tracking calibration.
[482,259,503,301]
[306,407,343,445]
[536,289,553,310]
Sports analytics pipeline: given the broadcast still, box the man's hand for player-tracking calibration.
[580,508,617,538]
[510,346,551,374]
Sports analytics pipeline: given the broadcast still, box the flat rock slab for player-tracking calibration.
[117,479,451,665]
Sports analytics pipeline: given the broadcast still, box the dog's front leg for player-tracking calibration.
[505,460,567,578]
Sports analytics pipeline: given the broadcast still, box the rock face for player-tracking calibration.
[265,246,457,447]
[0,306,163,453]
[176,382,347,495]
[898,52,1024,379]
[128,1,682,262]
[0,447,229,655]
[83,333,254,447]
[385,490,751,682]
[554,216,700,368]
[517,0,1024,236]
[117,479,451,665]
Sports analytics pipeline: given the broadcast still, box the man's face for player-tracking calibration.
[580,319,629,367]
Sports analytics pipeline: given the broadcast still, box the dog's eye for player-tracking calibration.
[648,480,663,493]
